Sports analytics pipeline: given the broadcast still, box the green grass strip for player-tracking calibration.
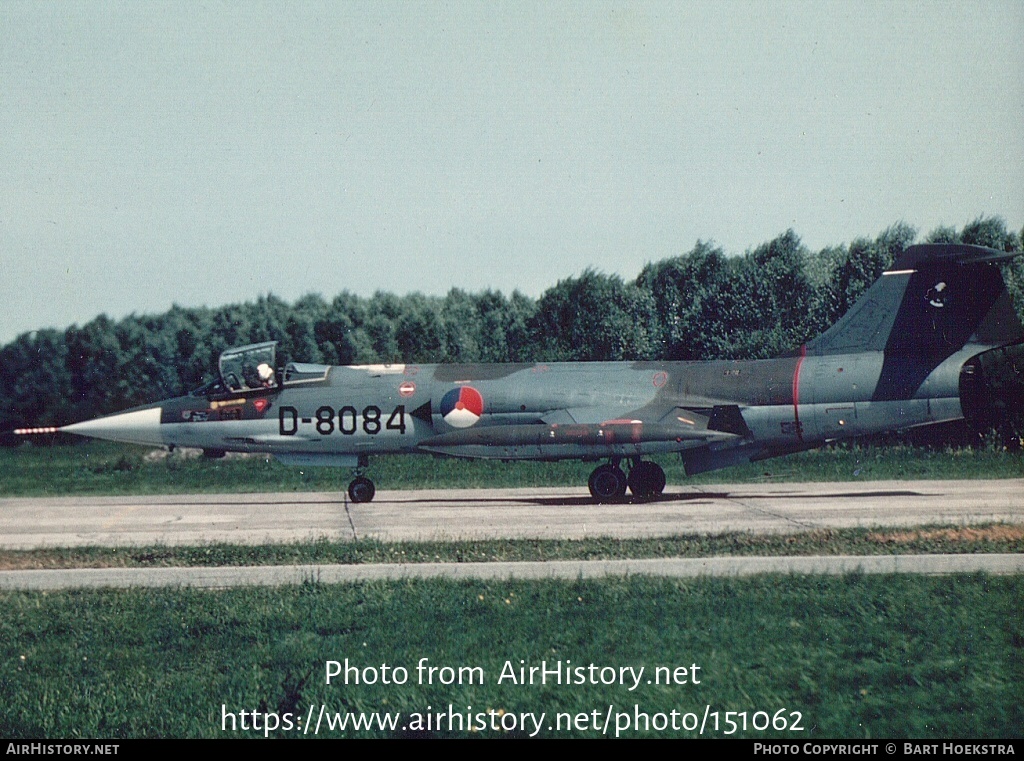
[2,524,1021,570]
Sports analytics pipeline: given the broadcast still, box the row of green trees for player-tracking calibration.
[2,217,1022,437]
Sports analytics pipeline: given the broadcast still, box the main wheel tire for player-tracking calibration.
[627,461,667,498]
[348,476,376,503]
[588,464,627,502]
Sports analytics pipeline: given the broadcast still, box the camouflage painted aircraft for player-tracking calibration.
[23,243,1024,503]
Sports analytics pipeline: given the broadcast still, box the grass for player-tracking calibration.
[1,439,1022,497]
[1,575,1021,738]
[1,524,1022,570]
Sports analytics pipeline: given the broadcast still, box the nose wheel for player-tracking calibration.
[347,476,376,503]
[346,455,376,503]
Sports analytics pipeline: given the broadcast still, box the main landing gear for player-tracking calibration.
[347,456,376,503]
[587,459,666,502]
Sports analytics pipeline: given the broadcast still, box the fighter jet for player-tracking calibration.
[22,243,1024,503]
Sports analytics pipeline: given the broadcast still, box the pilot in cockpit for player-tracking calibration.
[256,363,276,387]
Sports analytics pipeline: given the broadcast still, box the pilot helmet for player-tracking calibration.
[257,363,274,383]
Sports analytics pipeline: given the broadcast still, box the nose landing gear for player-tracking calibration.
[347,476,376,503]
[347,455,376,503]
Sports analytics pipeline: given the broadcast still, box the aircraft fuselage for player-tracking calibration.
[96,347,968,467]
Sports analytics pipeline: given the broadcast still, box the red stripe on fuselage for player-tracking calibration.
[792,344,807,441]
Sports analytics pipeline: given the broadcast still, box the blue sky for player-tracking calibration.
[2,1,1022,343]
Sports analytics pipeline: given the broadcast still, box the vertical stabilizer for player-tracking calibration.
[806,244,1024,399]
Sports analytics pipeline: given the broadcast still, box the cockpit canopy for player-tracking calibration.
[219,341,279,392]
[189,341,332,397]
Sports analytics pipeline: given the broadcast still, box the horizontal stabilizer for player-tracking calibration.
[891,244,1023,270]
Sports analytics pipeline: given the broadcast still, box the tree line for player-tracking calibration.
[2,217,1022,441]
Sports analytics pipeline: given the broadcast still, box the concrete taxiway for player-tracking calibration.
[0,479,1021,549]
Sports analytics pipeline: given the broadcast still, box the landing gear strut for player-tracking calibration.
[347,455,375,503]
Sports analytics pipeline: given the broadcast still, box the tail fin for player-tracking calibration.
[806,244,1024,398]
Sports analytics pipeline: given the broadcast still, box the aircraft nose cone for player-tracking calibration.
[61,407,164,447]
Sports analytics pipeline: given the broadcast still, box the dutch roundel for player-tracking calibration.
[440,386,484,428]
